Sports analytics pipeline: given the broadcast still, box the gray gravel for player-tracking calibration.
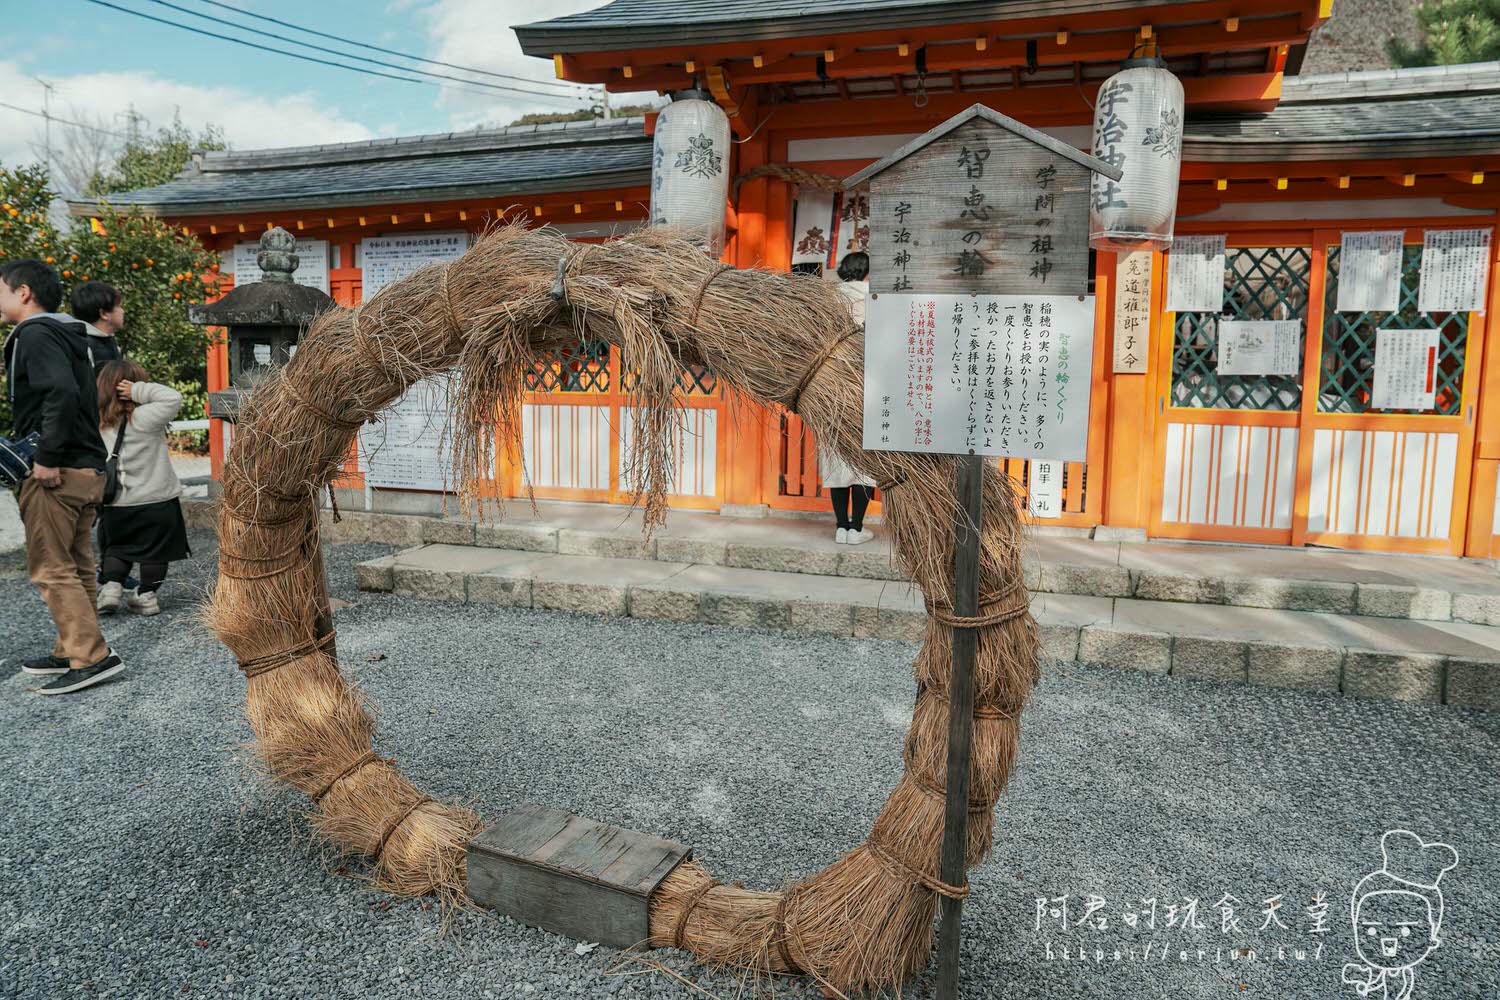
[1,534,1496,999]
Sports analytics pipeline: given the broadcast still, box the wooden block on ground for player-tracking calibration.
[467,804,693,948]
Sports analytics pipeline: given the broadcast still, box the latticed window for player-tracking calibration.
[525,341,611,392]
[1171,246,1312,411]
[619,362,720,396]
[1319,245,1468,415]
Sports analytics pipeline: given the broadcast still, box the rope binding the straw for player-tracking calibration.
[864,840,970,899]
[787,326,860,416]
[924,581,1031,629]
[237,630,337,679]
[374,795,434,864]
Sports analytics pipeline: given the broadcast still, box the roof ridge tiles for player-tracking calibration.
[195,116,649,172]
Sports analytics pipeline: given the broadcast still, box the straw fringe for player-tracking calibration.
[205,222,1039,994]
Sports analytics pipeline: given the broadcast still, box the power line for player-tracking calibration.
[0,98,134,140]
[189,0,591,93]
[80,0,587,105]
[138,0,590,99]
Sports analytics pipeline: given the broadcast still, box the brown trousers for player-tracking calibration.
[17,468,108,669]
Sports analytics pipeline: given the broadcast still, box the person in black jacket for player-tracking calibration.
[1,260,124,695]
[68,280,124,373]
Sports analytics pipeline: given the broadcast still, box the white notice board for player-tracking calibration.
[1418,228,1492,314]
[1217,320,1301,376]
[1165,234,1226,313]
[230,239,329,292]
[1372,328,1440,411]
[1336,231,1403,313]
[1027,459,1062,519]
[360,231,470,297]
[862,292,1094,461]
[358,376,458,491]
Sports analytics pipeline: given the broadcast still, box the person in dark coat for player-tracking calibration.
[1,260,123,694]
[68,280,124,374]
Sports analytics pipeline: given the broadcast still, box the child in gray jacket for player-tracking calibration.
[95,359,189,616]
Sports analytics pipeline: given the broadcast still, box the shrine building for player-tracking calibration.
[92,0,1500,558]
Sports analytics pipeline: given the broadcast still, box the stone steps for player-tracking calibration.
[357,543,1500,710]
[311,503,1500,626]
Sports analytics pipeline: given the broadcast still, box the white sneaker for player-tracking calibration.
[835,527,849,544]
[847,529,874,545]
[127,589,161,617]
[96,581,124,615]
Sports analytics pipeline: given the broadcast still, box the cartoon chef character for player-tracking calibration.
[1341,829,1458,1000]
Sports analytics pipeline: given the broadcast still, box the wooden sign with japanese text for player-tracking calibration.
[862,120,1092,297]
[1112,250,1152,373]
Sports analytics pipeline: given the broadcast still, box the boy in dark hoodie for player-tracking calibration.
[68,280,125,373]
[1,259,123,694]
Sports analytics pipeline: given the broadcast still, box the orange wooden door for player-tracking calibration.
[1292,227,1487,555]
[1149,237,1315,544]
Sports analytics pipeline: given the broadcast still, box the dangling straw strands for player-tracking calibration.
[204,222,1039,996]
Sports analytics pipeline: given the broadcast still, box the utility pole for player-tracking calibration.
[32,76,54,178]
[600,88,611,119]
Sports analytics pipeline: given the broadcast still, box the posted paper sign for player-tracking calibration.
[791,191,836,266]
[230,239,329,292]
[360,231,469,296]
[1112,250,1151,374]
[1165,234,1226,313]
[1372,328,1440,411]
[1217,320,1301,376]
[1419,228,1492,314]
[1027,459,1062,519]
[1336,231,1403,313]
[358,376,457,491]
[863,292,1094,461]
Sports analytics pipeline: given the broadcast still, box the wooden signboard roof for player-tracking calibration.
[846,103,1122,188]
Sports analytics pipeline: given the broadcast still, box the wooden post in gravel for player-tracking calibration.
[846,105,1120,998]
[935,453,984,996]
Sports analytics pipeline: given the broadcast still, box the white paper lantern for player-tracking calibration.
[1089,56,1185,252]
[650,90,731,255]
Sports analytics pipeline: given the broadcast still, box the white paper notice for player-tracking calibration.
[1165,234,1226,313]
[1027,459,1062,519]
[358,376,458,491]
[791,191,836,266]
[1336,231,1403,313]
[231,239,329,292]
[862,292,1094,461]
[1113,250,1151,374]
[360,231,470,297]
[1418,228,1492,314]
[1372,328,1440,411]
[1217,320,1301,376]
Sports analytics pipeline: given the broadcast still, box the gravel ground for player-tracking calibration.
[1,535,1496,1000]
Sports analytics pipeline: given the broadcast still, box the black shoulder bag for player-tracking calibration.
[103,422,126,504]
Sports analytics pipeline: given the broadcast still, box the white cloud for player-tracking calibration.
[0,60,380,188]
[409,0,660,128]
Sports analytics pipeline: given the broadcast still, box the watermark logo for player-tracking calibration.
[1341,829,1458,1000]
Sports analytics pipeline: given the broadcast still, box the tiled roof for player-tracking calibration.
[1185,63,1500,160]
[73,117,652,215]
[515,0,1172,53]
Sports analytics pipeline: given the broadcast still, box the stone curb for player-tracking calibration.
[360,549,1500,710]
[181,500,1500,626]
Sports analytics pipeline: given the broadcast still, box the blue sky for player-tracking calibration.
[0,0,645,190]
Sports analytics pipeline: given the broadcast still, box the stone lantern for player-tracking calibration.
[191,227,335,422]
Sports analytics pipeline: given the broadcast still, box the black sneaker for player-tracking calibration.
[21,654,69,676]
[37,651,125,695]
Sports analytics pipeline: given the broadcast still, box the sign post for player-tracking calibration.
[845,105,1121,999]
